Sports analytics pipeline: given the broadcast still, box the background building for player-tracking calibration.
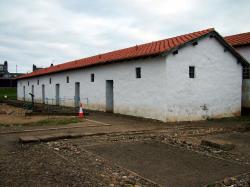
[0,61,23,87]
[225,32,250,113]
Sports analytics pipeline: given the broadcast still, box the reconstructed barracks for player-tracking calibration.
[17,28,250,122]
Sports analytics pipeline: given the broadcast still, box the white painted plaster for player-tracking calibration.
[165,36,242,121]
[235,46,250,63]
[18,57,167,121]
[17,36,243,122]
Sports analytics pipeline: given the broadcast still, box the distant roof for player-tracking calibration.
[225,32,250,47]
[17,28,248,79]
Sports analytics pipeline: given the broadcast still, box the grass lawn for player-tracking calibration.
[31,117,82,126]
[0,87,17,99]
[0,117,83,127]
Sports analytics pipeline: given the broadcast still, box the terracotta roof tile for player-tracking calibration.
[18,28,214,79]
[225,32,250,47]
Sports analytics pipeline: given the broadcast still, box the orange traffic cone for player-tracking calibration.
[79,103,84,118]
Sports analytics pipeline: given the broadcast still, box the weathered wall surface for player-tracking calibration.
[165,36,242,121]
[235,46,250,62]
[242,79,250,108]
[17,57,167,121]
[17,36,243,122]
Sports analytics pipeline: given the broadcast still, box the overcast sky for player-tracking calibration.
[1,0,250,73]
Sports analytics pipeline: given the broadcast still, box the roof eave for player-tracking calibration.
[213,31,249,67]
[17,52,163,80]
[18,29,248,80]
[231,43,250,48]
[162,30,249,67]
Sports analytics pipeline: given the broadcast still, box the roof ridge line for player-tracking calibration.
[17,28,215,79]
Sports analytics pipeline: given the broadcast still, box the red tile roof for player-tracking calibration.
[224,32,250,47]
[18,28,215,79]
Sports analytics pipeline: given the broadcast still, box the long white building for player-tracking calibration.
[17,28,248,122]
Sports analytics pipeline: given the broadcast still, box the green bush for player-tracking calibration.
[0,87,17,99]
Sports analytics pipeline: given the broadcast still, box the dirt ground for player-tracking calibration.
[0,106,250,187]
[0,103,42,124]
[0,103,72,125]
[86,142,250,187]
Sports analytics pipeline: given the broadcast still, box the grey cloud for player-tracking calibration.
[0,0,250,73]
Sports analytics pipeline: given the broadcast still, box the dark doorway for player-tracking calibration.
[23,86,25,101]
[75,82,80,107]
[42,84,45,104]
[55,84,60,105]
[31,85,34,95]
[106,80,114,112]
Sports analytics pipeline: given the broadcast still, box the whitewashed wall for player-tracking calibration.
[235,46,250,62]
[17,57,167,121]
[164,36,242,121]
[17,36,243,122]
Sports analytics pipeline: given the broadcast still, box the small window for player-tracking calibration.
[91,73,95,82]
[49,78,52,84]
[37,80,39,85]
[66,76,69,83]
[136,67,141,78]
[192,41,198,46]
[189,66,195,78]
[173,50,178,55]
[28,81,29,86]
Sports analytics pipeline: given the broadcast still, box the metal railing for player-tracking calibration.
[18,96,89,116]
[1,97,89,117]
[45,97,89,107]
[43,97,89,116]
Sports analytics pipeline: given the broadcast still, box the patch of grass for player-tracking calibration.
[0,117,83,127]
[33,117,82,126]
[0,87,17,99]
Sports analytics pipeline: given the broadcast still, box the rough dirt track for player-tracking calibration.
[0,110,250,187]
[86,141,250,187]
